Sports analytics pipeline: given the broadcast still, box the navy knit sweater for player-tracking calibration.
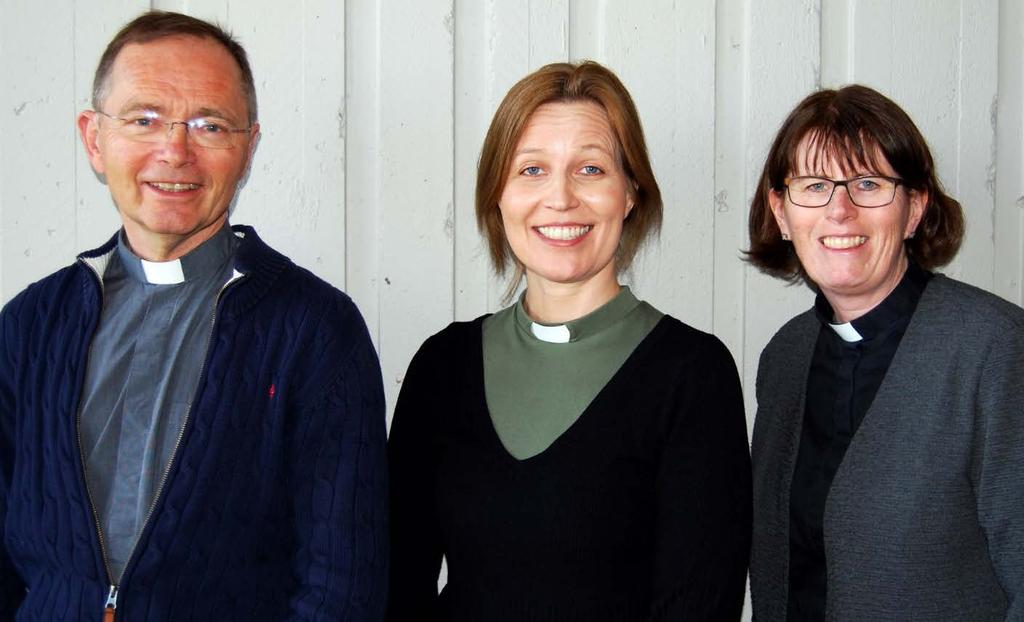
[0,226,388,621]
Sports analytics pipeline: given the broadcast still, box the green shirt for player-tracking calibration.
[482,286,663,460]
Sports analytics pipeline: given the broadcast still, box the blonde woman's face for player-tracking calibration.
[498,101,634,294]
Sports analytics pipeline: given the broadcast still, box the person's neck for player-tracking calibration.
[523,273,621,325]
[825,257,909,323]
[123,219,227,262]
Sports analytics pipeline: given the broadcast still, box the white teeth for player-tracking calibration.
[537,225,592,241]
[150,182,199,192]
[821,235,867,249]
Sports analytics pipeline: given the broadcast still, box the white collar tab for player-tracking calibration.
[829,321,863,343]
[530,322,571,344]
[140,258,186,285]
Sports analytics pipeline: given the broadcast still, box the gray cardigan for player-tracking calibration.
[750,275,1024,621]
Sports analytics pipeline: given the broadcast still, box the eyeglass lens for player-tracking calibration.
[787,176,898,208]
[100,112,245,149]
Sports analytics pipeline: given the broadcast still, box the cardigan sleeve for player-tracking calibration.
[285,307,388,621]
[647,334,752,621]
[0,301,27,615]
[971,321,1024,619]
[385,333,447,622]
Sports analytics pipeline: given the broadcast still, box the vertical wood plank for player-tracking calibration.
[742,0,820,417]
[819,1,851,86]
[346,0,382,345]
[952,0,998,291]
[1,0,77,302]
[568,0,604,62]
[452,0,492,321]
[600,1,718,334]
[527,0,569,66]
[996,0,1024,305]
[377,0,456,417]
[714,0,751,426]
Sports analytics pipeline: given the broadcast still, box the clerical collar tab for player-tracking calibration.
[829,321,863,343]
[531,322,571,343]
[140,258,185,284]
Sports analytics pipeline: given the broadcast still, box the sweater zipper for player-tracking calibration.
[103,585,118,622]
[75,258,118,619]
[76,265,245,621]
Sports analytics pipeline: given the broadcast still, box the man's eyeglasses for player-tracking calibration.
[782,175,904,208]
[94,110,253,150]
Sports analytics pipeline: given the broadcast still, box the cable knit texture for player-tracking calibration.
[750,275,1024,621]
[0,225,388,621]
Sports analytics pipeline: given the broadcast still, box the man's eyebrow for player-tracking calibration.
[112,101,240,124]
[195,107,242,124]
[116,100,164,114]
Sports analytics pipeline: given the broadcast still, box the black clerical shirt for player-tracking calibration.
[786,263,931,621]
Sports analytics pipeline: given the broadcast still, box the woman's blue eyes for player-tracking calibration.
[520,165,604,176]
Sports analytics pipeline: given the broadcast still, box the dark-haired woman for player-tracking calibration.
[387,61,752,621]
[746,84,1024,620]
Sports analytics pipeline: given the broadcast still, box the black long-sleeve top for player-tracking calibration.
[387,315,752,621]
[787,263,931,620]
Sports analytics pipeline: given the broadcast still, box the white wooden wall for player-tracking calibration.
[3,0,1023,430]
[2,1,1022,618]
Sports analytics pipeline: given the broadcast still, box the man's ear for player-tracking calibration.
[244,122,261,171]
[77,110,106,175]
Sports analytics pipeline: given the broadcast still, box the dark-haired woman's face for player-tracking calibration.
[769,137,926,321]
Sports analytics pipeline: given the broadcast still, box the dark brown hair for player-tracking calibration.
[92,10,257,124]
[745,84,964,282]
[476,61,662,292]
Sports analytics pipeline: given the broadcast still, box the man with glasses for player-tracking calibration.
[0,11,387,620]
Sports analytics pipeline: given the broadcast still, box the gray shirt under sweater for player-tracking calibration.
[79,226,239,582]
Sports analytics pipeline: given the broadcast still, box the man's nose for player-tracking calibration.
[157,122,195,164]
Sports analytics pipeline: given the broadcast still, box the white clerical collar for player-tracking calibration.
[518,287,641,345]
[829,321,863,343]
[530,322,571,343]
[140,258,186,284]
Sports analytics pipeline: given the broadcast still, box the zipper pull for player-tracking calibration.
[103,584,118,622]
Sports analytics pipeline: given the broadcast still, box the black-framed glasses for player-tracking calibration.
[783,175,904,208]
[94,110,253,149]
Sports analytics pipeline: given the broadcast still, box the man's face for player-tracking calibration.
[78,35,259,261]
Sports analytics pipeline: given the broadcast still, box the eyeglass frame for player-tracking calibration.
[781,174,905,208]
[93,109,254,149]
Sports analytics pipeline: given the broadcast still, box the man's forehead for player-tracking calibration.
[104,35,248,116]
[111,35,241,77]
